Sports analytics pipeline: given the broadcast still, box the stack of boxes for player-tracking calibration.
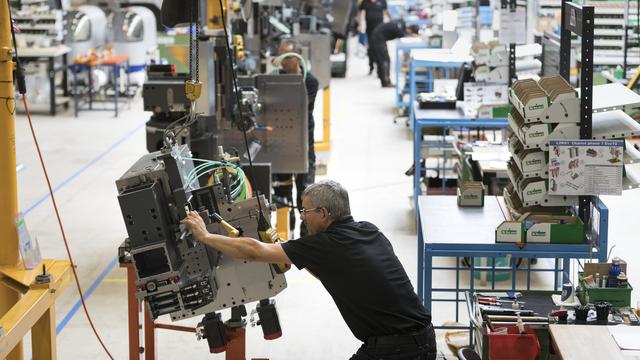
[496,75,585,244]
[470,42,542,83]
[456,150,485,207]
[465,42,542,119]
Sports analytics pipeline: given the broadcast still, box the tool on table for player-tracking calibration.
[478,297,526,304]
[574,305,590,324]
[595,301,612,325]
[480,306,535,317]
[487,315,548,323]
[622,310,639,325]
[550,309,568,324]
[516,314,526,334]
[477,292,522,300]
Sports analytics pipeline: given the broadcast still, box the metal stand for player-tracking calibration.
[560,0,595,231]
[501,0,518,86]
[121,262,275,360]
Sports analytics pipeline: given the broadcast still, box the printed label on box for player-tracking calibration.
[526,223,552,243]
[496,222,523,243]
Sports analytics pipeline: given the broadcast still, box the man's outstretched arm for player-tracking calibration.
[181,211,292,264]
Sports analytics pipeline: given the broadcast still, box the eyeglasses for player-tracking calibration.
[299,207,321,215]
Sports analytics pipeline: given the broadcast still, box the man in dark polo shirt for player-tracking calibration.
[182,180,437,359]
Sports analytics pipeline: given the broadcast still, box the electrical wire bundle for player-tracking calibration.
[187,158,252,201]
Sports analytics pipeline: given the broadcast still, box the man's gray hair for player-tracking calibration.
[279,38,302,55]
[302,180,351,221]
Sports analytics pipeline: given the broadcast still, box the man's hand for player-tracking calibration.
[181,211,210,243]
[180,211,292,265]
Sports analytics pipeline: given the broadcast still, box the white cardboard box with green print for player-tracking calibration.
[495,213,584,244]
[457,182,485,207]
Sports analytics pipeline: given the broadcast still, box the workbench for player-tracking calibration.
[408,48,473,129]
[17,46,71,115]
[412,106,508,193]
[470,143,510,194]
[550,325,640,360]
[394,37,436,115]
[415,195,608,329]
[69,55,131,118]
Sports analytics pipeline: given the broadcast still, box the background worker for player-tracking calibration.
[272,39,319,237]
[358,0,393,75]
[181,180,437,360]
[370,20,419,87]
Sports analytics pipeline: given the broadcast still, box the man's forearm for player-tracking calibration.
[201,233,262,261]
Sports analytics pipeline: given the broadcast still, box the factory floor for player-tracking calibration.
[10,38,640,359]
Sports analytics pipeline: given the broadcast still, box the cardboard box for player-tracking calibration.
[495,221,525,243]
[509,135,549,178]
[509,75,579,124]
[507,162,579,207]
[521,213,584,244]
[495,213,584,244]
[508,109,580,150]
[457,182,485,207]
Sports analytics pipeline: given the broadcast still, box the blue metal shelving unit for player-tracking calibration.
[415,195,608,327]
[410,1,606,331]
[394,39,432,114]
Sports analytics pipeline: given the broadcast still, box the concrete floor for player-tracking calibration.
[11,38,640,359]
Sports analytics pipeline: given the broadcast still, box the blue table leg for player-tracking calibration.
[424,246,432,312]
[416,121,424,301]
[441,127,446,192]
[114,64,119,117]
[88,65,93,110]
[418,214,425,302]
[409,62,416,129]
[455,256,460,322]
[72,67,78,117]
[562,257,571,290]
[396,45,401,110]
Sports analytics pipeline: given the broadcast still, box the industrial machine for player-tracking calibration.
[65,5,108,60]
[118,0,302,355]
[143,59,309,174]
[234,0,352,79]
[108,6,158,84]
[116,144,287,351]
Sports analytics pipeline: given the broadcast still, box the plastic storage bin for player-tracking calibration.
[577,272,633,308]
[487,325,540,360]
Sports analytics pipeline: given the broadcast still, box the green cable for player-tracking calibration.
[273,51,308,80]
[187,163,247,193]
[186,163,224,185]
[186,157,249,199]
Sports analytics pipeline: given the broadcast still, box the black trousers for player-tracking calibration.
[371,39,391,85]
[366,20,382,70]
[349,325,437,360]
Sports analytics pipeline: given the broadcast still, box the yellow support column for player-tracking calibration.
[314,86,331,152]
[0,0,23,359]
[275,207,290,241]
[31,308,56,360]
